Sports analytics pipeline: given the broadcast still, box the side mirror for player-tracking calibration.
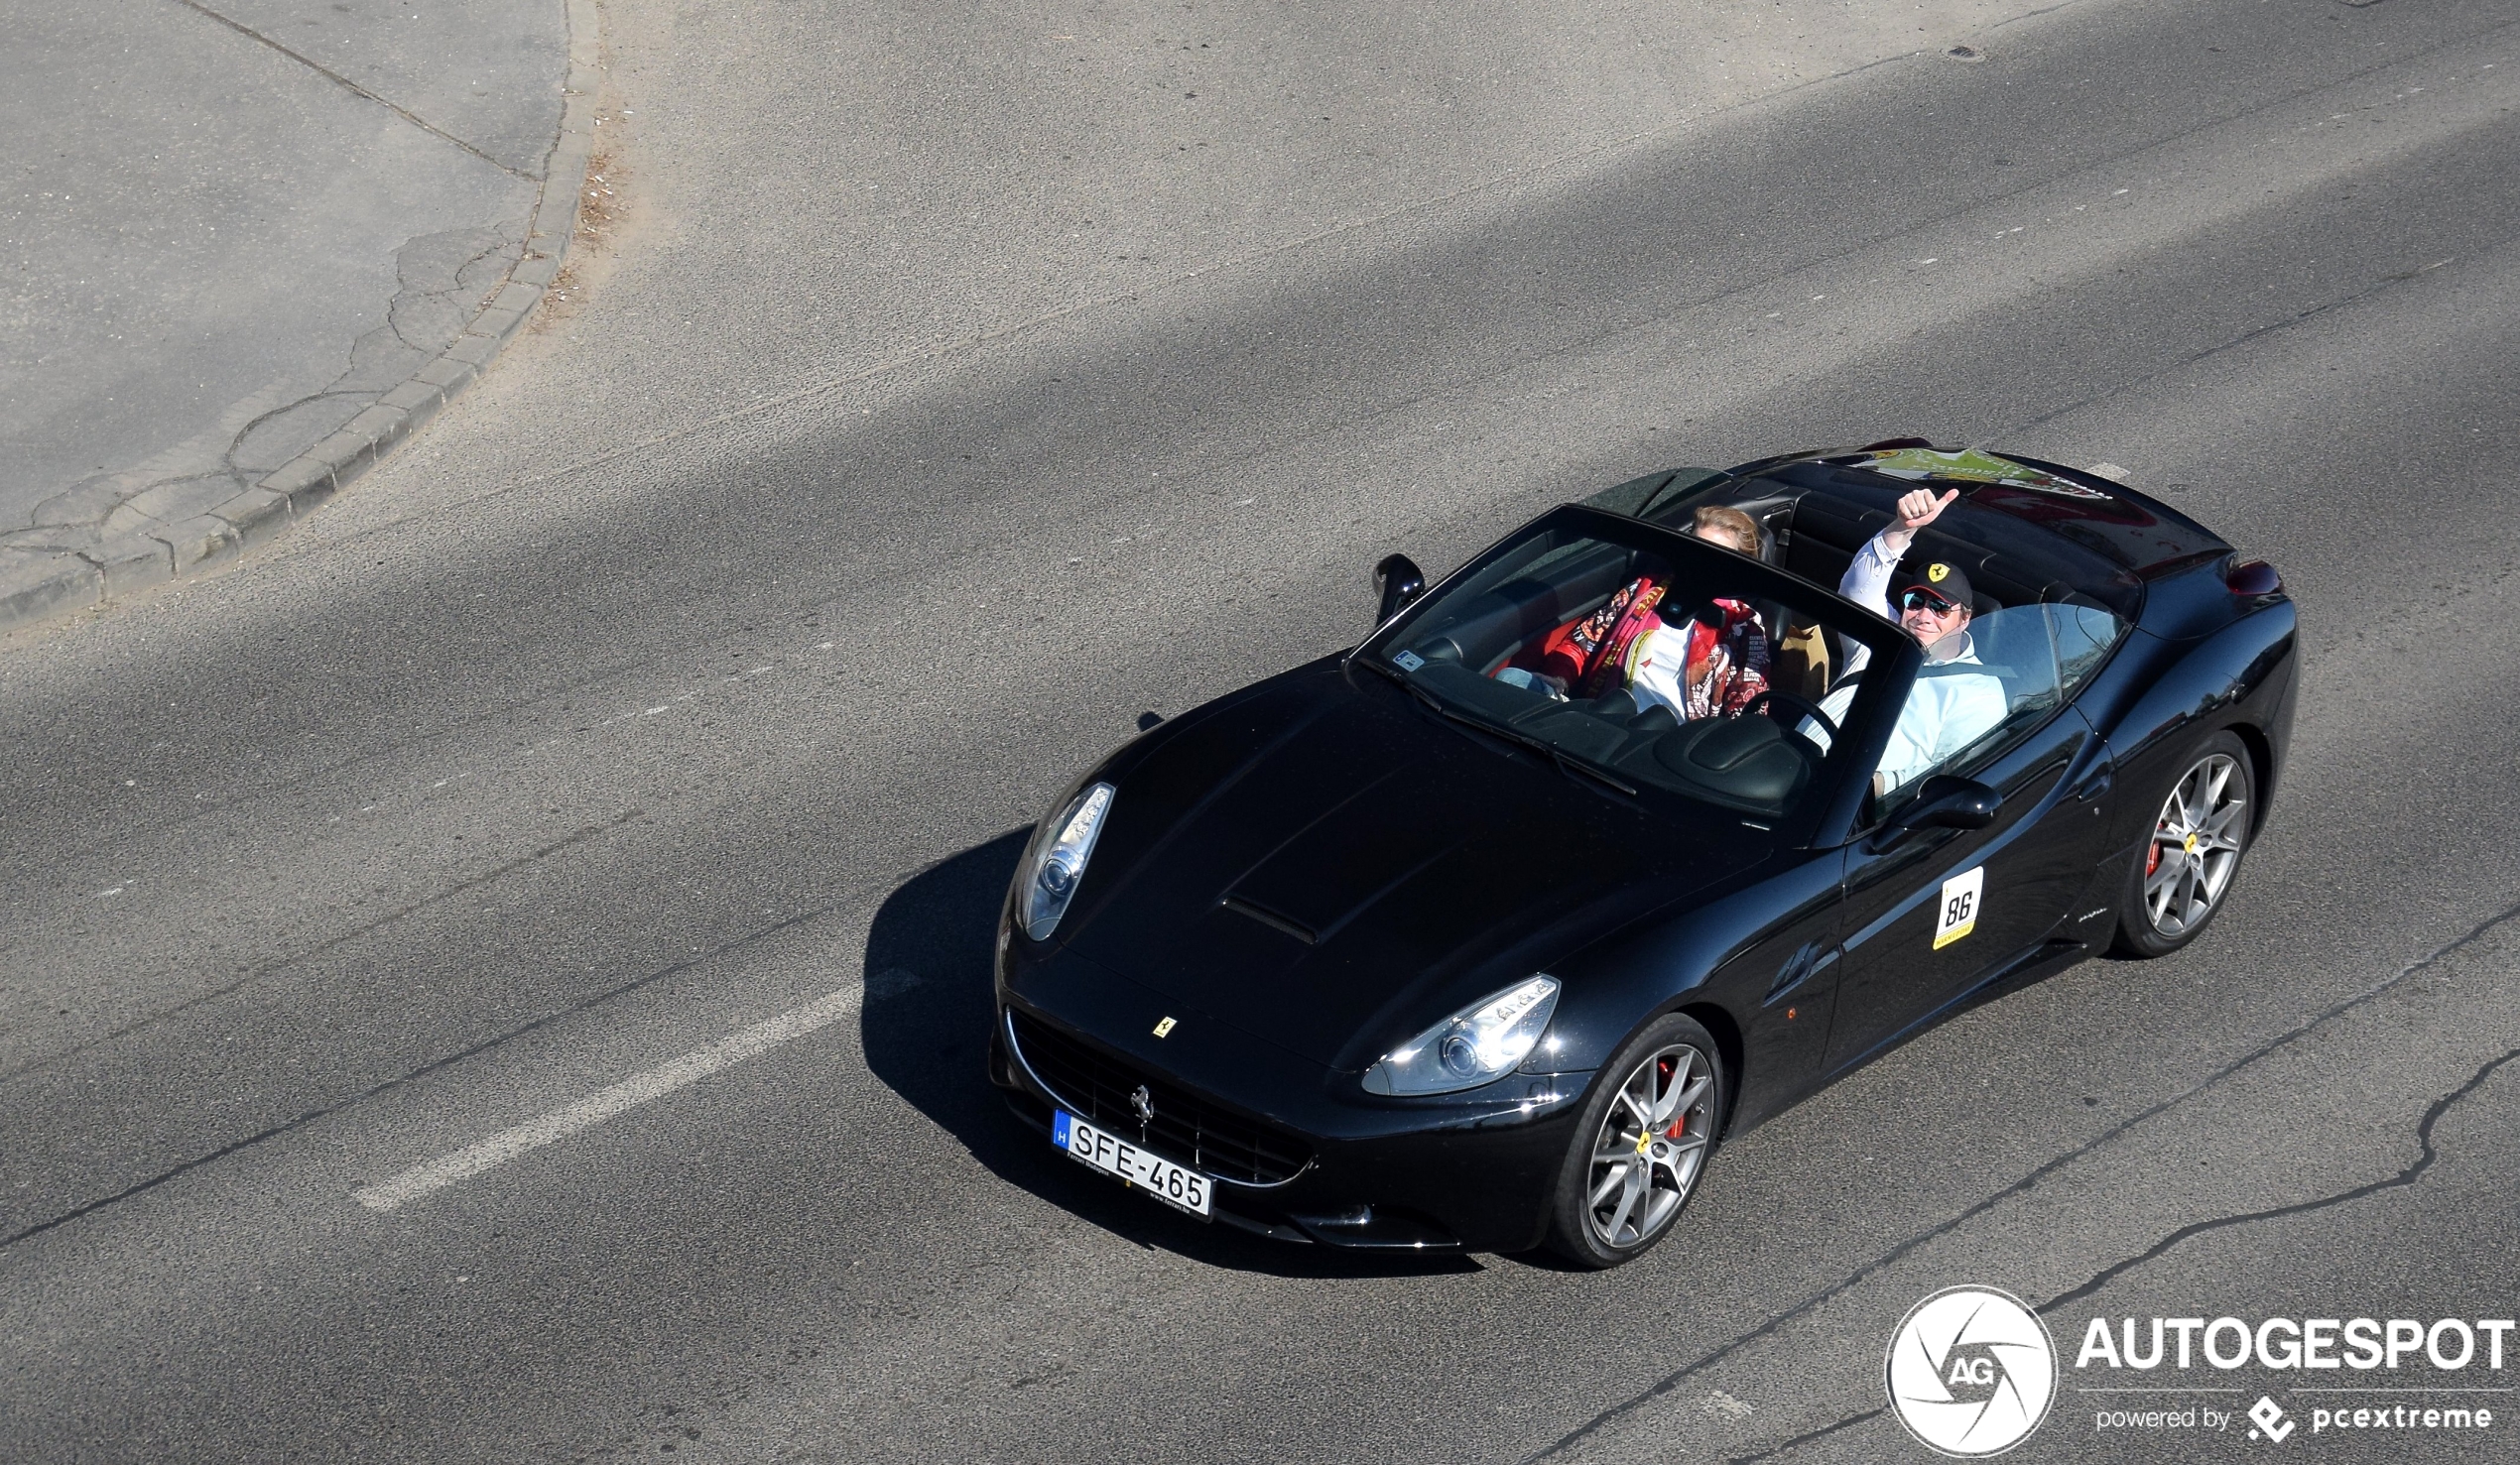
[2224,558,2283,597]
[1374,553,1426,626]
[1871,775,2001,849]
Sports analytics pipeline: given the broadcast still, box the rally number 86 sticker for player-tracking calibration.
[1934,867,1984,949]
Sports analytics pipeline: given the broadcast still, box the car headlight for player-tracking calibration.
[1361,975,1562,1096]
[1020,783,1115,940]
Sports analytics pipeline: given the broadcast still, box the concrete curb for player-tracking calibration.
[0,0,602,636]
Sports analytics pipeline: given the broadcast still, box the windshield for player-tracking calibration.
[1358,512,1902,822]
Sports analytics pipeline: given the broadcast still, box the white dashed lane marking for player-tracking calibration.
[353,984,864,1212]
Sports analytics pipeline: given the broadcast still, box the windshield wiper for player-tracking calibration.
[1463,712,1641,797]
[1352,654,1640,796]
[1351,652,1446,711]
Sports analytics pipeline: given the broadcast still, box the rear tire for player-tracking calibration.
[2111,731,2256,958]
[1544,1013,1728,1269]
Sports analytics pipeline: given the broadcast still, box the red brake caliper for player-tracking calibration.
[1659,1054,1688,1139]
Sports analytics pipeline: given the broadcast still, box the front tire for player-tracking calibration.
[1544,1013,1727,1269]
[2112,731,2256,957]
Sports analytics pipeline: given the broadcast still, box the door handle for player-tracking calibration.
[2071,765,2113,801]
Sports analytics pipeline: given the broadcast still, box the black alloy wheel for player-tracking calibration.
[1543,1012,1728,1269]
[2112,730,2257,957]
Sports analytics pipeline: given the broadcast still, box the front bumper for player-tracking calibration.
[990,984,1589,1254]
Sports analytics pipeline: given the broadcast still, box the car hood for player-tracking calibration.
[1060,666,1771,1070]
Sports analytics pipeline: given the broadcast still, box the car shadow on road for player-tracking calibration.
[859,829,1483,1279]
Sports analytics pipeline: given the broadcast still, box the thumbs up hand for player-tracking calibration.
[1895,487,1960,533]
[1885,486,1959,553]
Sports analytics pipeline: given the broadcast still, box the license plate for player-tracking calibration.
[1053,1110,1212,1218]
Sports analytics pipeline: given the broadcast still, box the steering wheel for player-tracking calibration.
[1740,686,1838,746]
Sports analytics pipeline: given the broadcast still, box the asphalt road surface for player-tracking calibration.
[7,1,2520,1461]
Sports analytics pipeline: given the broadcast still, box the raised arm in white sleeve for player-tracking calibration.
[1835,531,1901,680]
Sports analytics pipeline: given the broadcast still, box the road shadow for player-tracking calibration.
[858,828,1482,1278]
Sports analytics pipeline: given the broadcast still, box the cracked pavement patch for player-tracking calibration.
[0,0,591,636]
[12,222,525,556]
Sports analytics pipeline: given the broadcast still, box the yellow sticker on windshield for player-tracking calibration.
[1934,867,1983,949]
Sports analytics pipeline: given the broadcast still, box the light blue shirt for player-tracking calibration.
[1816,530,2011,791]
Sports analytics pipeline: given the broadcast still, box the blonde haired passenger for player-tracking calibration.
[1620,505,1773,719]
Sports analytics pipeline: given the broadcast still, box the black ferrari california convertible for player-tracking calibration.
[989,442,2296,1267]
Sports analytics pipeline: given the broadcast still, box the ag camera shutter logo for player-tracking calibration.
[1887,1285,2058,1456]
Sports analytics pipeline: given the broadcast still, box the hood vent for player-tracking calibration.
[1218,895,1319,945]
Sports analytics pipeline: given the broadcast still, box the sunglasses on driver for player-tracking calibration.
[1898,587,1964,616]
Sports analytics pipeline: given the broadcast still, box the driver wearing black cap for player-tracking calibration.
[1825,487,2010,794]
